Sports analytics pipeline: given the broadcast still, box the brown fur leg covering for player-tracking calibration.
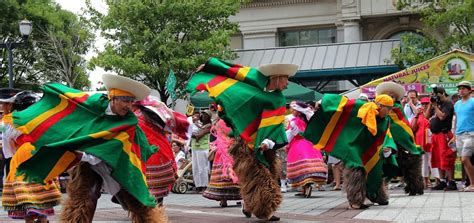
[116,190,169,223]
[61,163,103,223]
[374,180,389,205]
[344,167,366,207]
[229,140,282,220]
[399,150,424,195]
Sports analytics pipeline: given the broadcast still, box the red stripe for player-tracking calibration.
[207,75,228,88]
[240,118,260,142]
[324,99,356,153]
[17,94,89,145]
[110,124,132,132]
[261,107,286,119]
[226,67,239,79]
[125,128,146,172]
[393,107,410,126]
[361,125,388,164]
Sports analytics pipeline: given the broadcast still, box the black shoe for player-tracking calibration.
[445,181,458,191]
[377,200,389,205]
[267,215,280,221]
[432,181,447,190]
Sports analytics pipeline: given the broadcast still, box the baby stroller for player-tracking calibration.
[172,158,195,194]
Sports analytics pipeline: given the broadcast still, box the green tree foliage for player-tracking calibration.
[0,0,93,90]
[86,0,240,103]
[34,10,94,89]
[391,0,473,68]
[390,33,440,68]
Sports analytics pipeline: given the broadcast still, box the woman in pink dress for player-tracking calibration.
[203,119,241,207]
[286,101,328,198]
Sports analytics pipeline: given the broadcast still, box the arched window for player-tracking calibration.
[387,30,423,40]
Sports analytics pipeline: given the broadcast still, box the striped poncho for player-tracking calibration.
[4,83,157,207]
[303,94,398,199]
[186,58,287,166]
[388,102,423,155]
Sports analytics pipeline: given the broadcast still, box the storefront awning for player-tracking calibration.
[234,39,401,87]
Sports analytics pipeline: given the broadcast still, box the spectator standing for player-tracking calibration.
[191,110,212,192]
[425,86,456,190]
[404,90,421,122]
[450,81,474,192]
[411,97,438,188]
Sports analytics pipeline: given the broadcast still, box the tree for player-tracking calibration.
[86,0,240,103]
[34,10,94,89]
[390,0,473,68]
[0,0,93,90]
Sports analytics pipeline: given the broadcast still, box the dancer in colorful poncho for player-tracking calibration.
[133,97,178,208]
[187,58,296,221]
[304,94,398,209]
[1,90,61,223]
[286,101,327,198]
[375,82,424,196]
[203,118,241,207]
[4,74,166,223]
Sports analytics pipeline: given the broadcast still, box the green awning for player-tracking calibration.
[190,82,322,108]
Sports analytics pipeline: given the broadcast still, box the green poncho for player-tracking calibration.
[186,58,287,166]
[303,94,397,199]
[5,83,157,207]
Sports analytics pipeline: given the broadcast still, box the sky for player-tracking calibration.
[55,0,109,90]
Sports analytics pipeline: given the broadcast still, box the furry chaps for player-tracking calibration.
[397,148,424,196]
[229,139,282,220]
[344,167,367,207]
[61,163,103,223]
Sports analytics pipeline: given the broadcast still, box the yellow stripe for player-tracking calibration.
[6,143,36,181]
[259,115,285,128]
[64,92,87,98]
[2,113,13,126]
[113,132,147,184]
[16,93,87,134]
[247,133,257,150]
[364,129,391,174]
[314,97,348,150]
[235,67,250,81]
[89,130,146,183]
[389,112,414,138]
[364,144,383,174]
[207,78,238,98]
[89,131,117,140]
[44,151,77,182]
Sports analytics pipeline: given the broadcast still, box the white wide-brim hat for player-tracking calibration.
[102,73,151,101]
[258,64,299,77]
[375,82,405,101]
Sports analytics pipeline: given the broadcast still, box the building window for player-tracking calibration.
[387,30,422,40]
[279,28,336,46]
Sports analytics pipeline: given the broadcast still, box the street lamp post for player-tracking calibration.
[0,19,33,88]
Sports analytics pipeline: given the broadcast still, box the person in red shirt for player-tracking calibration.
[411,97,439,188]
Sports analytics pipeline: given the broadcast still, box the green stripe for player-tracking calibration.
[203,58,268,90]
[186,58,287,167]
[303,94,345,144]
[13,83,157,207]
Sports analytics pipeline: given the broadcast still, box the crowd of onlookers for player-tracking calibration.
[170,81,474,195]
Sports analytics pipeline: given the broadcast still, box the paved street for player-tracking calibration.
[1,187,473,222]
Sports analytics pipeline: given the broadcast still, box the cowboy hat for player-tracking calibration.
[258,64,299,77]
[375,82,405,101]
[102,73,151,101]
[0,88,21,103]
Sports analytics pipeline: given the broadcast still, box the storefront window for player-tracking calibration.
[279,28,336,46]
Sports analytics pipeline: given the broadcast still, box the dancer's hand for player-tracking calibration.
[259,143,269,151]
